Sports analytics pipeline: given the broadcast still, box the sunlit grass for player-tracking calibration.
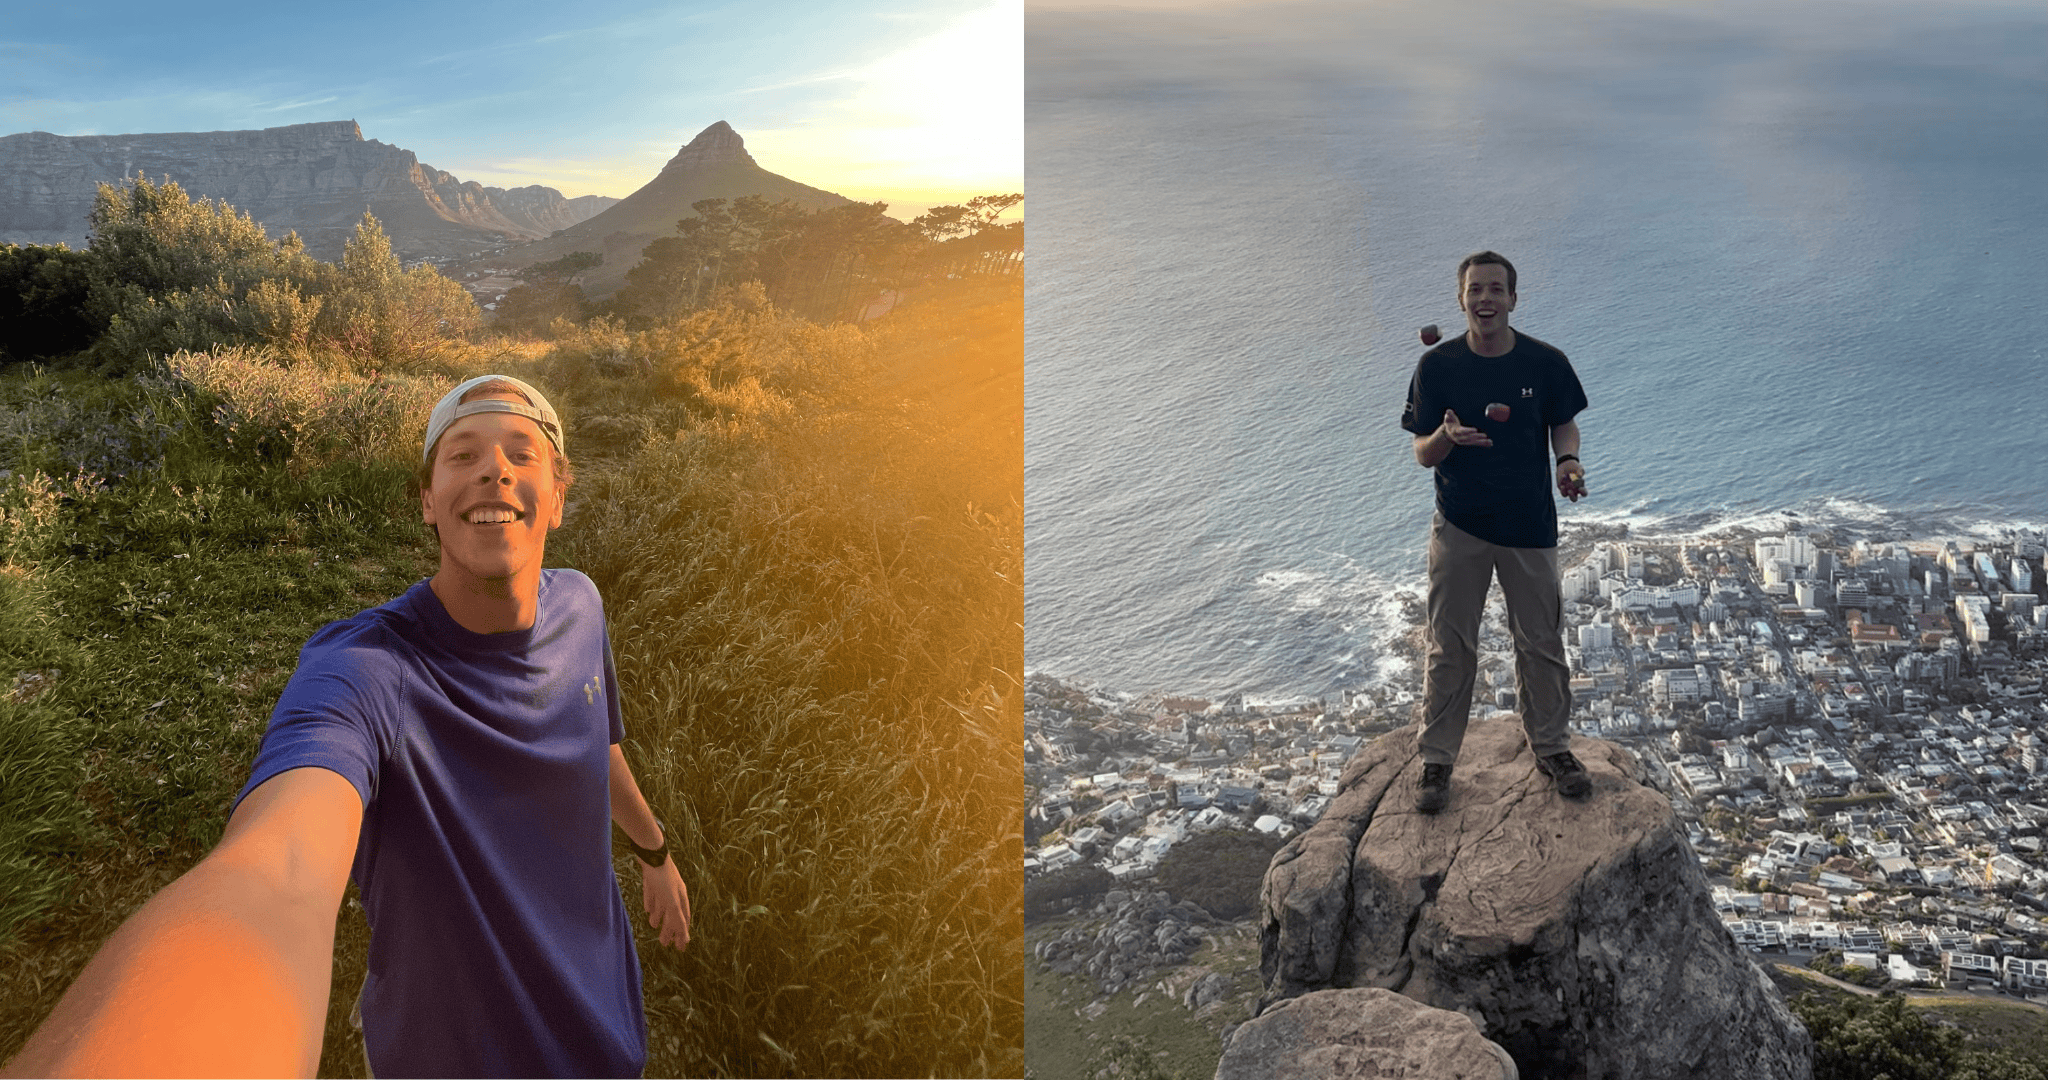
[0,276,1020,1077]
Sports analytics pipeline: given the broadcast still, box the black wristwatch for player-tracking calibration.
[1555,454,1579,466]
[621,822,668,867]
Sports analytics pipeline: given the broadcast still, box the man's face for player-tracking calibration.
[1459,263,1516,332]
[419,400,564,586]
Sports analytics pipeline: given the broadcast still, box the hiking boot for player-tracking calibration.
[1537,750,1592,798]
[1416,762,1453,813]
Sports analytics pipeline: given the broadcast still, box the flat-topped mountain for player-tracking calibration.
[482,121,855,297]
[0,120,616,262]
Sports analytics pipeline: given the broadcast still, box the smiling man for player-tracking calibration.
[1400,252,1592,814]
[4,375,688,1079]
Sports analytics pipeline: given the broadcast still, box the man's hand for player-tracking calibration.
[1441,409,1492,449]
[640,858,692,951]
[1557,460,1588,502]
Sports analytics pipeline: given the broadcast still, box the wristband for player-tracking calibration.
[1555,454,1579,466]
[621,823,668,866]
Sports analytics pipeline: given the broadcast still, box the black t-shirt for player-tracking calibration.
[1399,331,1588,548]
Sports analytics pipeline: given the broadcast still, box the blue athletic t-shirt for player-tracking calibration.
[233,568,645,1079]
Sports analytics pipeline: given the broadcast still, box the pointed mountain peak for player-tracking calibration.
[661,121,757,173]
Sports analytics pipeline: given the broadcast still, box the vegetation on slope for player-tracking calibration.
[0,175,1022,1077]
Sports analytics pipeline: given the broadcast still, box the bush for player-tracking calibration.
[1791,991,2048,1080]
[1153,830,1285,921]
[0,245,103,363]
[1027,865,1116,920]
[312,216,477,369]
[163,346,445,471]
[74,179,476,376]
[80,177,329,373]
[0,369,181,482]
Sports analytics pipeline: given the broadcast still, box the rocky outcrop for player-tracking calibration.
[0,121,612,261]
[1217,988,1518,1080]
[1258,716,1811,1080]
[483,185,619,237]
[1033,888,1214,997]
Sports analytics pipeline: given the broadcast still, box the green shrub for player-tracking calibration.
[1026,865,1116,919]
[73,179,476,377]
[1154,830,1285,921]
[0,245,103,363]
[163,346,445,471]
[312,216,477,370]
[1792,991,2048,1080]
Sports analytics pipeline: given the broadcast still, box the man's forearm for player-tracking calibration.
[1414,429,1452,468]
[4,854,336,1078]
[609,745,666,852]
[1549,421,1581,460]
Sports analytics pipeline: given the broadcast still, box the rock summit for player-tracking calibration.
[1256,715,1812,1079]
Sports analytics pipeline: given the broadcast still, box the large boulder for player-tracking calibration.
[1216,987,1517,1080]
[1257,717,1811,1080]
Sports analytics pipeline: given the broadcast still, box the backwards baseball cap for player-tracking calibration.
[422,374,565,463]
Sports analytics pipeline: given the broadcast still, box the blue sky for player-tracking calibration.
[1,0,1020,220]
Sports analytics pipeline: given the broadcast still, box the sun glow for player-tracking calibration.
[747,0,1022,219]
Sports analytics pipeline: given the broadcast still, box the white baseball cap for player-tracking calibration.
[422,375,564,463]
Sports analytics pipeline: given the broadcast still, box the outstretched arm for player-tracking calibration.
[3,767,361,1078]
[610,744,692,950]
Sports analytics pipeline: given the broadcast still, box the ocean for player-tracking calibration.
[1024,0,2048,702]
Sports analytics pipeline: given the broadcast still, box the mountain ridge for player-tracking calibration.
[478,120,857,298]
[0,120,616,262]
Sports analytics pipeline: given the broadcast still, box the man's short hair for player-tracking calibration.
[1457,251,1517,296]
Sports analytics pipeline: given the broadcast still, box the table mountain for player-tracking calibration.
[0,120,615,262]
[1257,715,1812,1080]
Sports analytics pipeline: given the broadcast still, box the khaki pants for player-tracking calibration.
[1419,512,1572,766]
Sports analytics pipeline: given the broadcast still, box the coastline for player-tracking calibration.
[1029,515,2048,707]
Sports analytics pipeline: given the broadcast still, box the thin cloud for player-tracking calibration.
[258,95,340,113]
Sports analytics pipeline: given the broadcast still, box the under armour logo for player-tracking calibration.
[584,673,602,705]
[1521,387,1535,397]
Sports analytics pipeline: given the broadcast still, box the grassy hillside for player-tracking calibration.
[1025,915,1258,1080]
[0,265,1020,1076]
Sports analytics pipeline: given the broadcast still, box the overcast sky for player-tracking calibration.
[0,0,1021,220]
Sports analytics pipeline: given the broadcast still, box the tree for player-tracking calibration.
[1791,990,2048,1080]
[495,252,602,334]
[314,214,477,366]
[909,194,1023,281]
[0,244,102,362]
[80,175,328,370]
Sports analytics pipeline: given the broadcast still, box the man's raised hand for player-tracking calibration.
[1441,409,1492,448]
